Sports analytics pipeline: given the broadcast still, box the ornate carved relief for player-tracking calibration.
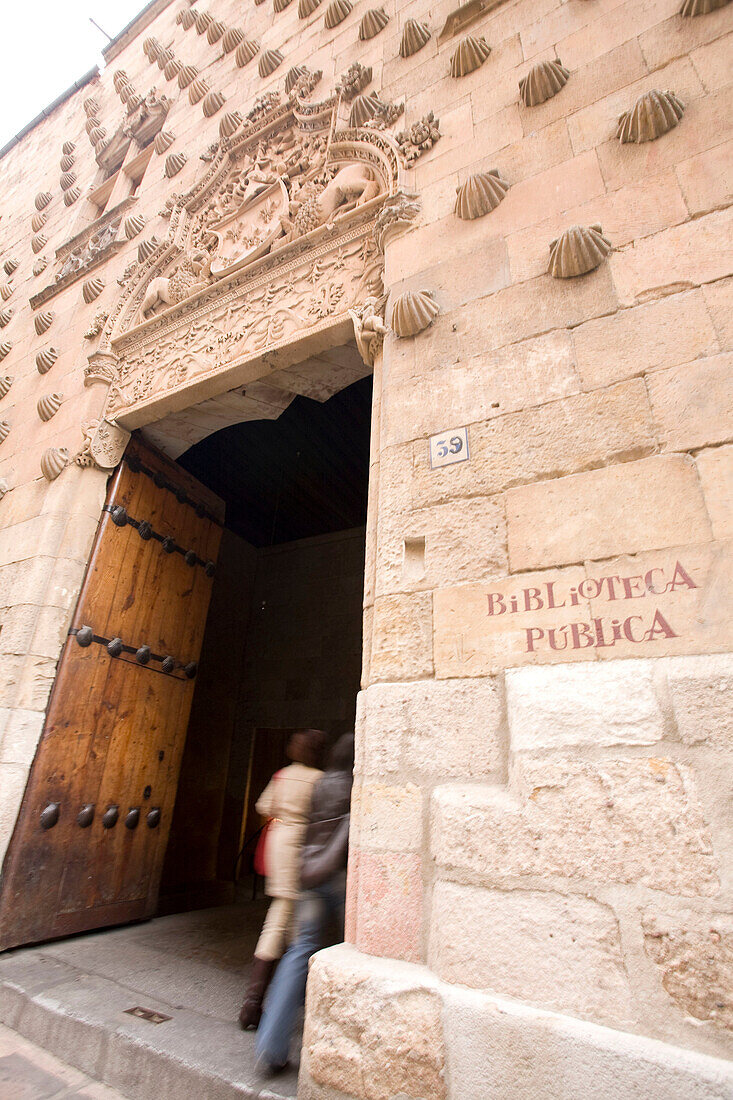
[75,419,130,470]
[395,113,441,165]
[338,62,373,101]
[84,311,109,339]
[350,293,388,365]
[31,206,132,307]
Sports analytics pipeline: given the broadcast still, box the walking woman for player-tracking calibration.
[239,728,326,1030]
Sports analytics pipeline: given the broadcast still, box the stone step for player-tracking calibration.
[0,951,298,1100]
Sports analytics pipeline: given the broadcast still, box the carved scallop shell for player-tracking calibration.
[60,153,75,171]
[235,39,260,67]
[156,47,174,70]
[60,171,76,190]
[178,64,198,88]
[680,0,730,12]
[154,129,175,154]
[35,311,54,335]
[450,35,490,77]
[455,170,510,219]
[63,187,81,207]
[206,20,226,44]
[62,140,75,155]
[36,347,58,374]
[360,7,389,39]
[120,87,140,107]
[259,49,283,77]
[165,151,187,177]
[222,27,244,52]
[0,308,12,327]
[0,420,10,444]
[390,290,439,338]
[124,213,146,239]
[177,7,196,29]
[88,126,107,146]
[83,96,99,117]
[3,258,18,276]
[37,392,64,421]
[400,17,430,57]
[349,92,385,127]
[548,224,612,279]
[274,0,293,11]
[0,342,11,361]
[193,10,213,33]
[188,77,209,104]
[285,65,307,93]
[324,0,352,28]
[0,476,8,500]
[41,447,69,481]
[520,58,570,106]
[219,111,243,139]
[616,89,684,144]
[113,70,130,92]
[142,37,160,59]
[82,277,105,303]
[0,284,13,301]
[164,58,183,81]
[86,116,101,135]
[0,375,12,399]
[298,0,322,15]
[138,237,159,262]
[31,212,47,232]
[35,191,53,210]
[31,234,47,254]
[33,257,49,276]
[202,90,226,117]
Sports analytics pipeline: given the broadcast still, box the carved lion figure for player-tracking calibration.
[282,164,380,242]
[141,250,213,317]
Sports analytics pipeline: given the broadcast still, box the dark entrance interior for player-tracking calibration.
[158,373,372,912]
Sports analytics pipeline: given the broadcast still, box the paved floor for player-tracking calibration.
[0,899,300,1100]
[0,1023,128,1099]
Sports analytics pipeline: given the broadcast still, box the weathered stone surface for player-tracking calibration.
[349,849,423,965]
[431,759,719,896]
[0,707,44,767]
[647,355,733,451]
[642,909,733,1033]
[665,653,733,750]
[676,141,733,218]
[429,882,634,1027]
[351,782,423,852]
[368,593,434,683]
[302,945,446,1100]
[506,455,712,571]
[506,661,665,752]
[703,276,733,350]
[355,677,505,782]
[696,445,733,539]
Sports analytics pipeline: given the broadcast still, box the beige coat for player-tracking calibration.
[256,762,322,899]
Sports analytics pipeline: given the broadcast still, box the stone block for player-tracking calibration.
[430,758,719,896]
[352,782,423,853]
[506,454,712,571]
[703,277,733,350]
[665,653,733,750]
[0,707,44,767]
[429,881,634,1028]
[691,33,733,93]
[639,6,733,72]
[351,849,423,965]
[696,445,733,540]
[356,677,506,782]
[0,763,28,866]
[647,354,733,452]
[387,225,510,306]
[642,908,733,1033]
[491,118,575,187]
[610,208,733,308]
[506,660,665,752]
[302,944,446,1100]
[368,592,434,684]
[572,288,720,390]
[676,141,733,217]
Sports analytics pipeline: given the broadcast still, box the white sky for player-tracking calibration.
[0,0,151,148]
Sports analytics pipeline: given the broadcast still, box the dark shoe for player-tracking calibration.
[238,956,276,1030]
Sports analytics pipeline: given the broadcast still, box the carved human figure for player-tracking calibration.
[350,294,388,365]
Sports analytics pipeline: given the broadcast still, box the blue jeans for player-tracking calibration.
[255,872,346,1068]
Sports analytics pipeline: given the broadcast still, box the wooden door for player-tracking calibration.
[0,437,224,950]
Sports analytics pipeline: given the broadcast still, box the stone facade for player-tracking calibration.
[0,0,731,1096]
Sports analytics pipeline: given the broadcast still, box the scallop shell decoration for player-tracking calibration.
[324,0,352,29]
[88,126,107,146]
[31,234,47,254]
[194,10,213,34]
[35,191,53,211]
[178,65,198,88]
[680,0,730,12]
[0,284,13,301]
[400,18,431,58]
[156,48,175,69]
[138,237,159,262]
[60,171,76,190]
[298,0,322,15]
[35,311,55,335]
[188,77,209,104]
[220,111,243,139]
[0,342,11,361]
[33,257,49,276]
[455,171,510,219]
[520,58,570,107]
[285,66,308,93]
[206,20,226,44]
[64,188,81,207]
[37,392,64,422]
[60,153,75,172]
[82,277,105,303]
[359,7,389,39]
[616,89,684,144]
[31,212,47,232]
[154,129,175,154]
[143,36,161,59]
[202,90,226,117]
[113,70,129,92]
[259,49,284,77]
[0,477,9,500]
[124,213,146,239]
[390,290,439,338]
[0,375,12,399]
[165,152,187,177]
[41,447,69,481]
[62,140,75,155]
[349,92,386,128]
[235,40,260,67]
[0,308,12,327]
[450,36,490,78]
[164,59,183,81]
[36,347,58,374]
[548,224,612,279]
[3,258,19,276]
[222,27,244,52]
[0,421,10,444]
[83,96,99,116]
[177,7,196,29]
[274,0,293,11]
